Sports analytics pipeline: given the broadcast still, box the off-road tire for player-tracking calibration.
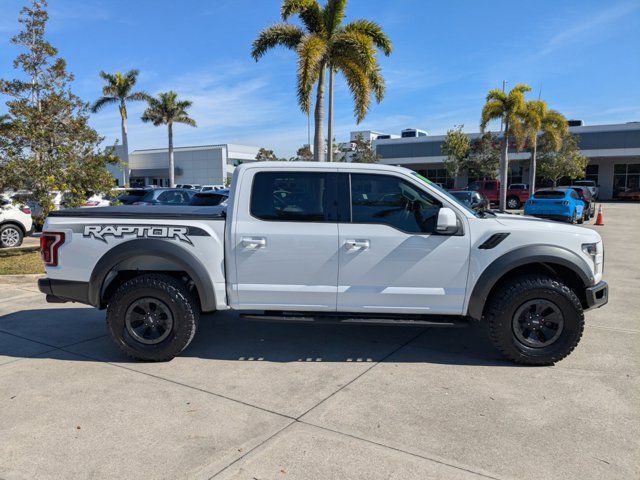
[0,224,23,248]
[106,274,199,361]
[485,274,584,365]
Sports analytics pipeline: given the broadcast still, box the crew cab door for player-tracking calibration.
[230,169,340,311]
[337,172,470,315]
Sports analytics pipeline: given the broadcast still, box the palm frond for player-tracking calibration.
[343,19,392,55]
[331,30,376,71]
[281,0,325,35]
[251,23,305,60]
[126,91,151,102]
[367,62,385,103]
[324,0,347,34]
[332,57,371,123]
[480,100,504,130]
[141,91,196,127]
[175,116,197,127]
[296,34,327,113]
[90,96,118,113]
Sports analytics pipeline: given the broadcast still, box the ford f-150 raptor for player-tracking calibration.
[37,162,608,365]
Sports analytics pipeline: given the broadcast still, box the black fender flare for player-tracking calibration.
[88,239,216,312]
[467,245,594,320]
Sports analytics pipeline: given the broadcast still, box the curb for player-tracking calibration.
[0,273,44,284]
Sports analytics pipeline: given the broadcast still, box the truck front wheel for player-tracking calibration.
[106,274,199,361]
[484,274,584,365]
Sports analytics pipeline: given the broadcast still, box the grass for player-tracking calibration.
[0,250,45,275]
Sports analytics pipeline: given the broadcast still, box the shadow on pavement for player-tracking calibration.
[0,307,512,367]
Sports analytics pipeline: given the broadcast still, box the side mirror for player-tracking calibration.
[436,207,459,235]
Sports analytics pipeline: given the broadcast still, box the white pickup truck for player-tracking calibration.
[38,162,608,365]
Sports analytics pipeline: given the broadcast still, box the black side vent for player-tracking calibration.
[478,233,510,250]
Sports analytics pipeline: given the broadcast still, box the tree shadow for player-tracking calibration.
[0,307,513,367]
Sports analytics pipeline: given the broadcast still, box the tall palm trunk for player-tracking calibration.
[313,65,326,162]
[119,101,130,187]
[168,122,175,187]
[327,67,334,162]
[499,122,509,211]
[529,141,538,196]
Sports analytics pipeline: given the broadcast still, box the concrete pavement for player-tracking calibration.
[0,202,638,479]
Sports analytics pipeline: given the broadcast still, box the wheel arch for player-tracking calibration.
[89,239,216,312]
[467,245,593,320]
[0,220,26,236]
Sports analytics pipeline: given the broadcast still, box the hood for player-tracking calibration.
[493,213,602,241]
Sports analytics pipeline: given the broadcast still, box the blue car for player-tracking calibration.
[524,188,585,224]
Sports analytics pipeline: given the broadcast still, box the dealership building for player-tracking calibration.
[347,122,640,200]
[107,143,260,187]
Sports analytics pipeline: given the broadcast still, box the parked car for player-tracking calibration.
[189,189,229,207]
[466,180,530,209]
[449,190,489,211]
[8,190,66,218]
[200,185,226,192]
[566,185,596,220]
[572,180,599,200]
[524,188,585,223]
[175,184,201,190]
[132,188,195,206]
[81,192,113,208]
[114,189,152,205]
[39,162,607,365]
[616,188,640,201]
[0,195,33,248]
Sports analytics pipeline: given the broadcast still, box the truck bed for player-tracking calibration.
[49,205,226,219]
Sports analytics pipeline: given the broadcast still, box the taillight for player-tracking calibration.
[83,201,100,207]
[20,206,32,215]
[40,232,65,266]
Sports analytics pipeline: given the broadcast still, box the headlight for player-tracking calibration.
[582,242,603,275]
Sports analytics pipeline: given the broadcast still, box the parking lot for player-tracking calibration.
[0,203,638,480]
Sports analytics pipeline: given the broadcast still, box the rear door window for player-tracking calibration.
[250,172,337,222]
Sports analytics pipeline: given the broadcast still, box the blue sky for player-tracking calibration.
[1,0,639,157]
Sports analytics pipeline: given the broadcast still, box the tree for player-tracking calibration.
[91,70,149,186]
[0,0,119,220]
[517,100,567,195]
[469,132,501,180]
[255,147,278,161]
[350,133,379,163]
[441,125,471,180]
[480,83,531,210]
[296,144,313,161]
[141,91,196,187]
[537,134,588,187]
[251,0,392,162]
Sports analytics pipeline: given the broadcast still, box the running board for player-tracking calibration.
[240,312,469,327]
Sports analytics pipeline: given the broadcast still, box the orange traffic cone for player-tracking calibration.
[595,204,604,226]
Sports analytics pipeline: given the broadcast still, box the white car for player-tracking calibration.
[0,195,34,248]
[38,162,607,365]
[81,193,112,208]
[200,185,226,192]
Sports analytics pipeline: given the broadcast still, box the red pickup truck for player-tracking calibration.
[466,180,530,209]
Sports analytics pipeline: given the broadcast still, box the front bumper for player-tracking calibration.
[585,281,608,310]
[38,278,90,305]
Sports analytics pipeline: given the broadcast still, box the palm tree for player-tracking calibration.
[517,100,568,195]
[141,91,196,187]
[91,70,149,186]
[480,83,531,210]
[252,0,392,162]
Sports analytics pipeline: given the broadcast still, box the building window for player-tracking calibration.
[613,163,640,197]
[585,164,599,184]
[415,168,453,189]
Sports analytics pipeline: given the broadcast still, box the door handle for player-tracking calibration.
[241,237,266,248]
[345,239,370,250]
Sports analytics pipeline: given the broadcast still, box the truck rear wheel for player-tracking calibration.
[106,274,199,361]
[484,274,584,365]
[506,196,520,209]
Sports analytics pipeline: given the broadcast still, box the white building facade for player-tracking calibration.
[108,144,260,187]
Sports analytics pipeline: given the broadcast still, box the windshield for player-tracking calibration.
[534,190,565,199]
[574,180,595,186]
[411,172,478,216]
